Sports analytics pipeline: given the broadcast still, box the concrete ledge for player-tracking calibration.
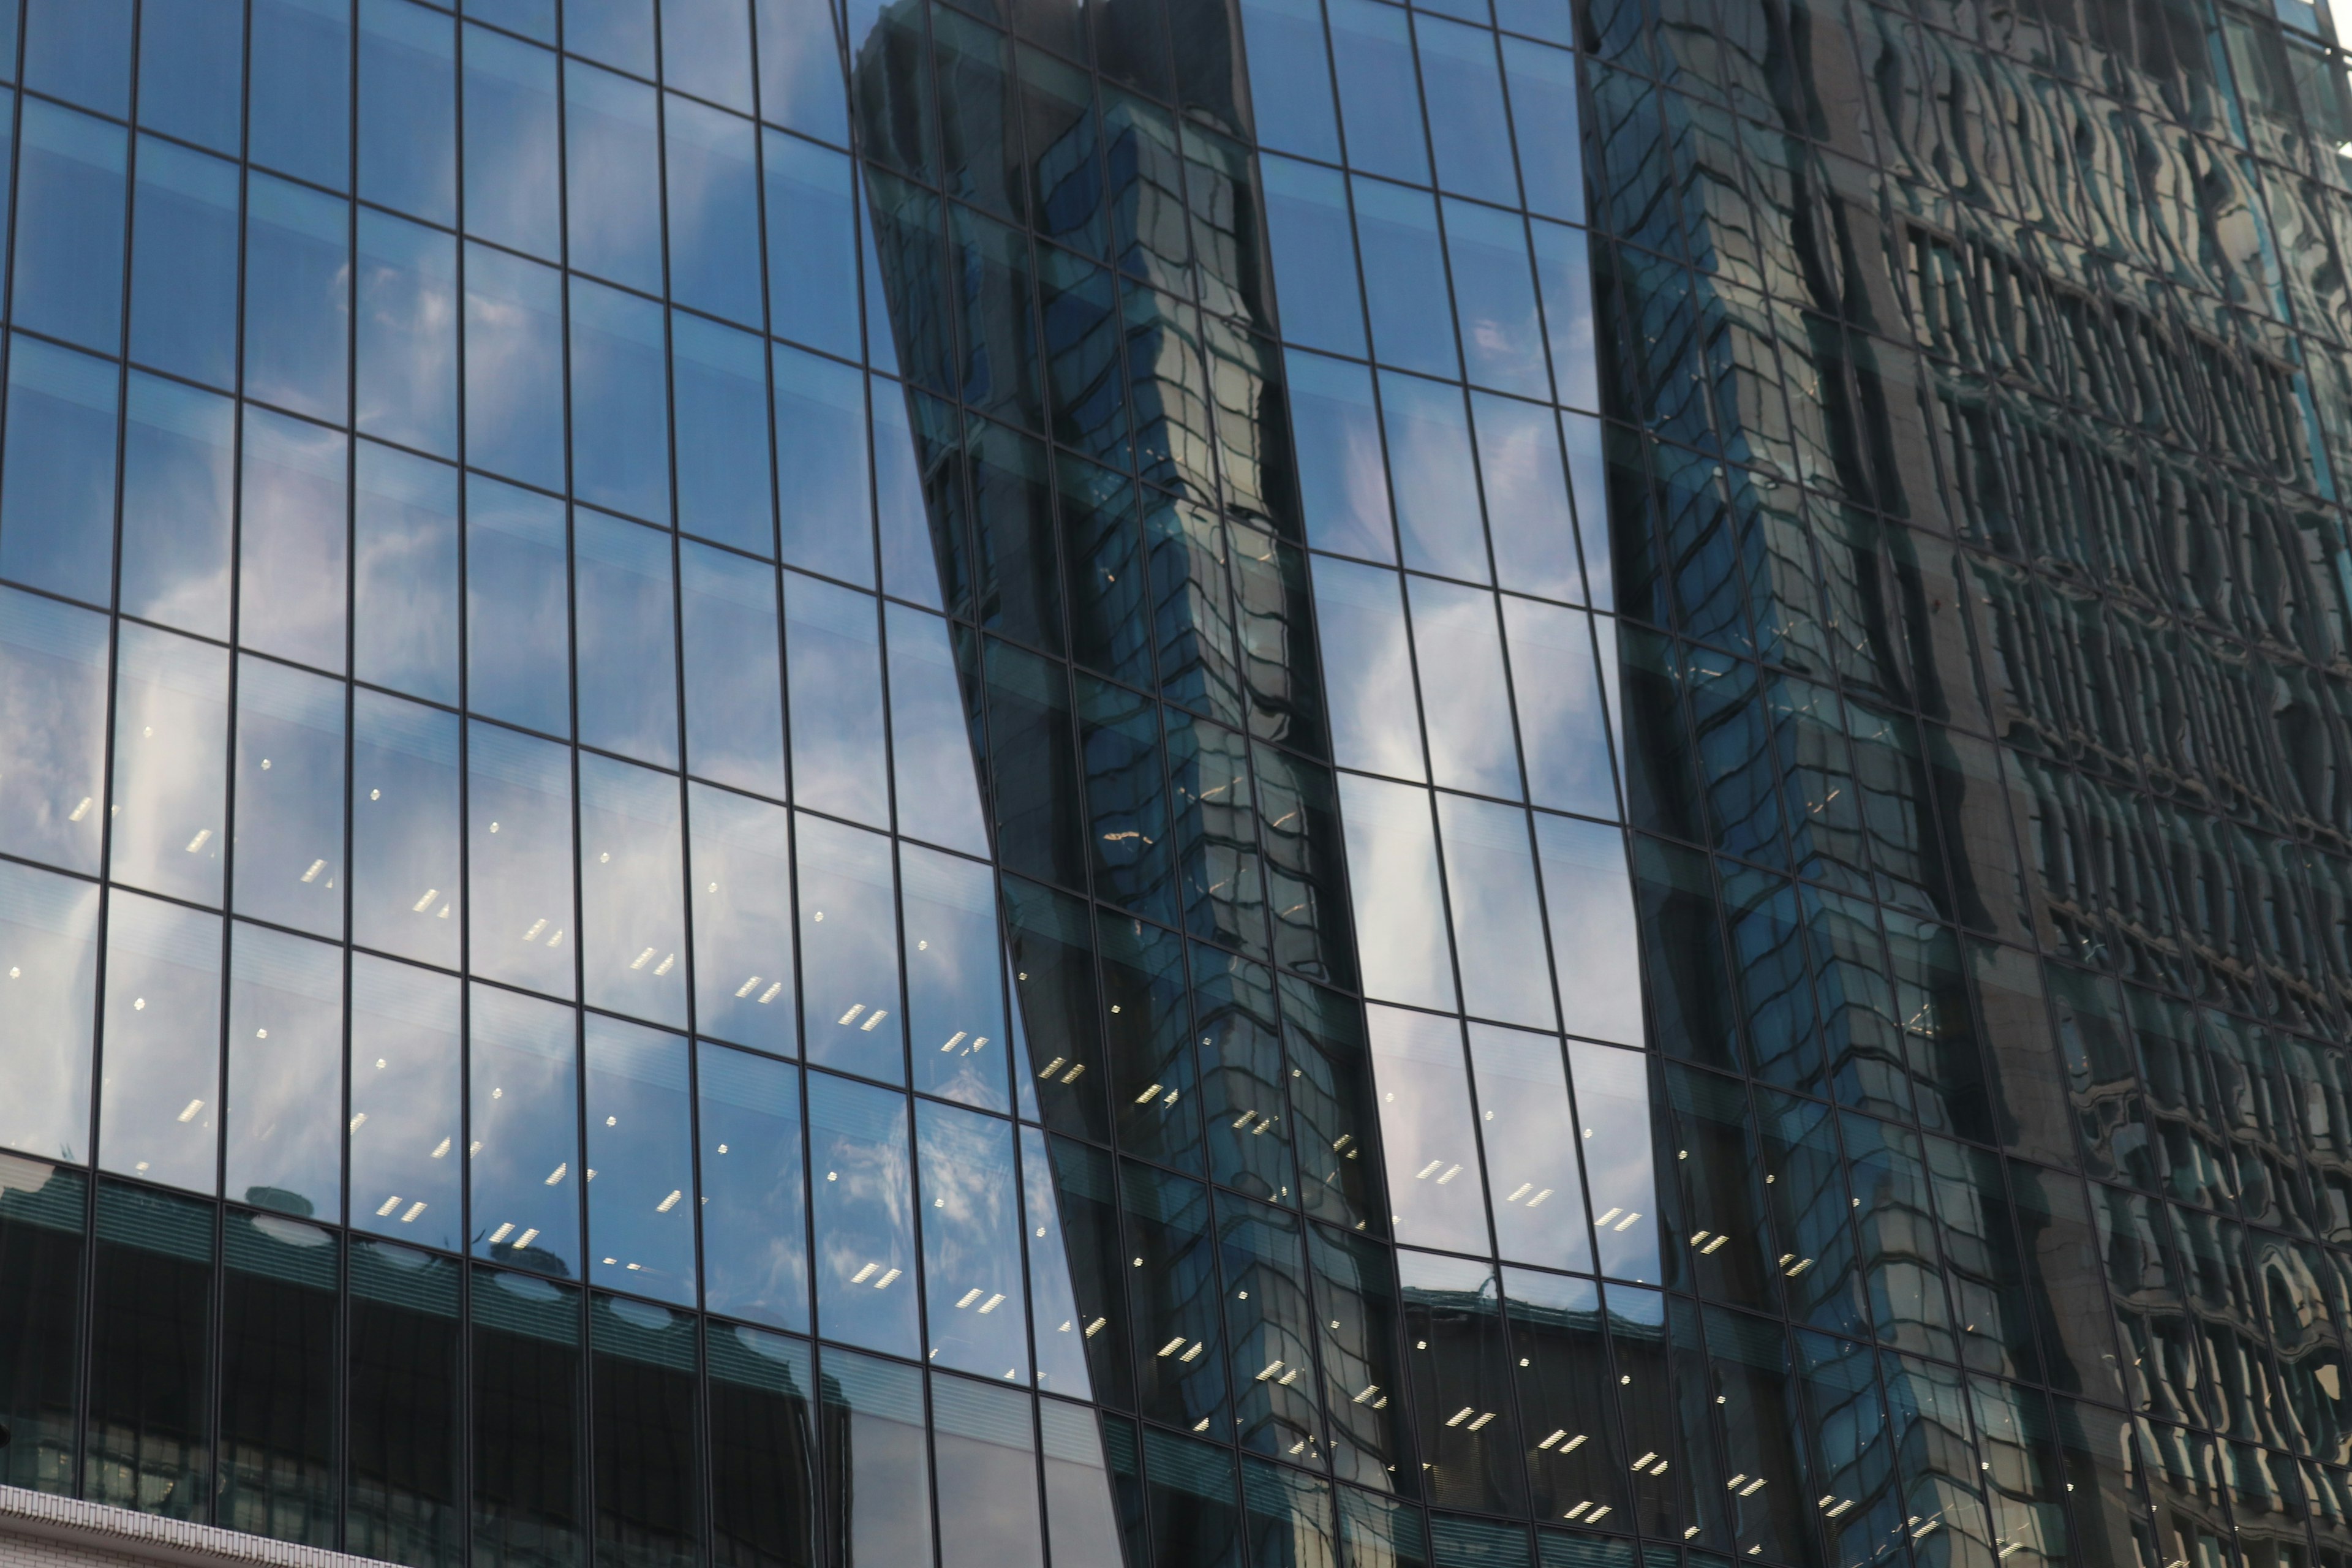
[0,1487,398,1568]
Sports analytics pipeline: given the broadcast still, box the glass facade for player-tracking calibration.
[9,2,2352,1568]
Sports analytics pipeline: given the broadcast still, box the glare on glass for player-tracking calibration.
[110,622,230,907]
[224,922,344,1221]
[1365,1006,1488,1250]
[349,951,462,1253]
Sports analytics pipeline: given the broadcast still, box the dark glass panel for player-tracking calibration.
[706,1324,816,1568]
[348,1241,464,1568]
[217,1212,339,1547]
[471,1267,583,1568]
[85,1181,214,1519]
[591,1295,700,1568]
[0,1158,83,1494]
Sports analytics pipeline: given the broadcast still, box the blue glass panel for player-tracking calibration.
[564,59,662,292]
[902,843,1006,1109]
[232,655,347,938]
[98,890,223,1191]
[0,336,117,606]
[766,133,862,360]
[784,571,888,823]
[1417,16,1517,205]
[872,380,940,606]
[1501,598,1616,821]
[1309,557,1422,780]
[356,211,460,458]
[24,0,130,116]
[0,585,108,875]
[129,137,238,388]
[584,1016,695,1302]
[1379,371,1487,581]
[916,1101,1027,1379]
[564,0,654,75]
[352,688,461,971]
[355,441,461,706]
[1365,1005,1485,1244]
[663,0,754,109]
[680,541,785,796]
[578,753,688,1027]
[1560,413,1607,609]
[469,983,580,1272]
[349,952,462,1251]
[462,24,561,259]
[1352,177,1454,378]
[225,922,344,1218]
[1327,0,1426,183]
[1435,793,1553,1029]
[1283,350,1391,559]
[884,603,989,856]
[239,407,349,673]
[1501,38,1583,224]
[138,0,244,153]
[667,96,764,326]
[466,0,556,41]
[754,0,850,145]
[796,813,903,1081]
[111,624,228,905]
[358,0,458,225]
[687,782,794,1054]
[466,476,571,736]
[463,244,565,490]
[574,510,678,766]
[1336,777,1455,1012]
[1539,818,1642,1047]
[856,179,900,375]
[1530,219,1597,413]
[246,175,352,423]
[1469,392,1577,602]
[774,345,873,582]
[1490,0,1569,41]
[251,0,352,190]
[467,720,577,1000]
[13,101,127,354]
[696,1042,809,1332]
[1260,157,1366,358]
[1566,1039,1657,1278]
[570,281,673,526]
[673,314,775,555]
[1408,576,1520,800]
[1235,0,1338,160]
[1019,1126,1091,1394]
[1443,198,1547,399]
[0,858,99,1162]
[807,1072,919,1355]
[119,375,233,640]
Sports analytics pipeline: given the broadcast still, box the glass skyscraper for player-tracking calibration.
[7,2,2352,1568]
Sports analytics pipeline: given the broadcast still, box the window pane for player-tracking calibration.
[916,1101,1027,1381]
[462,26,560,258]
[129,137,238,387]
[574,510,680,768]
[932,1376,1042,1568]
[807,1075,918,1356]
[120,374,235,640]
[667,96,762,324]
[570,281,672,527]
[763,131,860,360]
[348,1240,462,1568]
[358,0,457,224]
[86,1182,213,1515]
[774,346,874,584]
[350,953,463,1252]
[1536,814,1642,1046]
[469,722,577,1000]
[1419,18,1515,205]
[464,244,566,491]
[1435,794,1553,1031]
[564,60,662,293]
[590,1294,699,1568]
[352,690,462,970]
[672,315,775,557]
[886,603,990,856]
[0,336,119,606]
[244,175,352,424]
[233,657,347,938]
[1354,179,1453,379]
[13,101,127,354]
[224,924,344,1220]
[0,584,108,874]
[903,843,1008,1110]
[239,407,350,674]
[0,861,98,1163]
[1380,371,1485,581]
[467,475,571,737]
[818,1349,932,1568]
[139,0,244,152]
[1021,1126,1093,1398]
[357,211,461,458]
[110,623,229,905]
[1569,1039,1660,1284]
[470,1267,582,1568]
[1327,0,1425,183]
[586,1018,695,1303]
[796,814,903,1082]
[1336,777,1453,1013]
[784,573,888,824]
[706,1324,818,1568]
[1443,198,1545,399]
[1472,394,1580,606]
[249,0,350,190]
[217,1212,339,1546]
[98,890,222,1193]
[1283,350,1389,559]
[1408,576,1519,801]
[696,1043,809,1333]
[355,442,461,706]
[1366,1005,1486,1250]
[662,0,753,109]
[1468,1025,1589,1273]
[0,1160,87,1494]
[680,541,786,797]
[687,783,795,1057]
[469,986,580,1275]
[754,0,848,145]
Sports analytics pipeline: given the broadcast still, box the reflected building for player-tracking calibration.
[7,2,2352,1568]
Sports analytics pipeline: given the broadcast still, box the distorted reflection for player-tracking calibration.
[808,1072,918,1356]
